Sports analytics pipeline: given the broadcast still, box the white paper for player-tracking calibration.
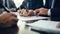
[27,20,60,33]
[19,16,49,21]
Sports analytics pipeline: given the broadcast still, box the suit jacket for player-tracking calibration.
[20,0,43,10]
[0,0,4,8]
[46,0,60,21]
[54,0,60,8]
[45,0,60,9]
[44,0,52,9]
[8,0,16,8]
[0,0,16,12]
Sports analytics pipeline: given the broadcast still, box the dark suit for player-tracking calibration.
[20,0,43,10]
[46,0,60,21]
[8,0,16,8]
[44,0,52,9]
[0,0,9,12]
[0,0,4,8]
[0,0,16,12]
[45,0,60,8]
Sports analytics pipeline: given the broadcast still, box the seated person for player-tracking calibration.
[18,0,60,28]
[18,0,46,16]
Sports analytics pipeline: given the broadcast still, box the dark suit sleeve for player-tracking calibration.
[9,0,16,8]
[18,0,44,10]
[0,0,3,8]
[44,0,52,9]
[31,0,43,10]
[0,0,9,12]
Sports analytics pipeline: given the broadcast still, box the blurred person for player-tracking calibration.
[35,0,60,28]
[18,0,44,16]
[18,0,60,28]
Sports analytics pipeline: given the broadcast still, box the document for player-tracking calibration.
[19,16,49,21]
[27,20,60,33]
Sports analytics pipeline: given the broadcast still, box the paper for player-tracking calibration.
[18,16,49,21]
[27,20,60,33]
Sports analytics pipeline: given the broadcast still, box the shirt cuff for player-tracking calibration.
[48,9,51,16]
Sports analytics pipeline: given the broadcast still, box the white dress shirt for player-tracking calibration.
[43,0,46,6]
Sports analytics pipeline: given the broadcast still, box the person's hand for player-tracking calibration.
[0,13,18,28]
[56,23,60,28]
[18,9,24,14]
[34,8,48,16]
[18,9,34,17]
[28,10,34,16]
[22,9,28,17]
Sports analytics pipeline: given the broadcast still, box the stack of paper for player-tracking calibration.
[27,20,60,33]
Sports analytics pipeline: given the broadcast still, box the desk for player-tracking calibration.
[0,12,42,34]
[0,12,50,34]
[17,13,49,34]
[0,21,39,34]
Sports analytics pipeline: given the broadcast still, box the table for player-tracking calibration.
[0,12,43,34]
[17,13,49,34]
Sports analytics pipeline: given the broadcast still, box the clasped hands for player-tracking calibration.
[18,8,60,28]
[18,8,48,17]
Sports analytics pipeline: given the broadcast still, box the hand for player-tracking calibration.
[0,13,18,28]
[28,10,34,16]
[18,9,24,14]
[34,8,48,16]
[18,9,34,17]
[34,9,40,16]
[56,23,60,28]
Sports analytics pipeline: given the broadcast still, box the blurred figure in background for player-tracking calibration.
[18,0,60,28]
[18,0,48,17]
[19,0,43,10]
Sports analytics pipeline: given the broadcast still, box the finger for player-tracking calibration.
[28,10,34,16]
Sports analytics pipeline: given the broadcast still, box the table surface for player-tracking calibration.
[0,12,50,34]
[0,18,40,34]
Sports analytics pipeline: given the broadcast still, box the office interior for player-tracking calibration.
[0,0,60,34]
